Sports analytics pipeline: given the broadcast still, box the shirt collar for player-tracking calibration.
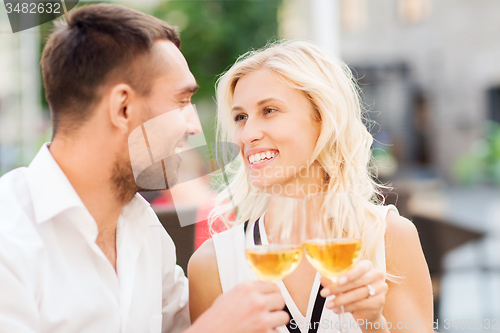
[26,143,87,224]
[26,143,152,225]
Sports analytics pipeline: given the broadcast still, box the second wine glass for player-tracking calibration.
[302,193,362,333]
[245,194,304,282]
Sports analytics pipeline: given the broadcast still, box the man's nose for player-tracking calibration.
[185,105,202,136]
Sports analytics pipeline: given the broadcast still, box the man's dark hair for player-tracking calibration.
[41,4,180,137]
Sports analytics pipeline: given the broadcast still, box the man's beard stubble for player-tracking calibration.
[111,153,180,205]
[111,154,140,205]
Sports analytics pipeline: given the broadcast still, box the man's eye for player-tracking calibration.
[234,114,247,122]
[178,100,191,110]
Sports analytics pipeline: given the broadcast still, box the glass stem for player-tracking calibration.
[339,305,346,333]
[326,294,346,333]
[328,276,347,333]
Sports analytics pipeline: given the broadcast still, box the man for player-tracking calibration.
[0,4,288,333]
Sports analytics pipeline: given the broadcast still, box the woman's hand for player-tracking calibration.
[319,260,388,327]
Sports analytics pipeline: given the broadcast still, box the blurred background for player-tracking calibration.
[1,0,499,331]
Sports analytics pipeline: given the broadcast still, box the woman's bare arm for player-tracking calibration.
[187,239,223,323]
[383,210,434,332]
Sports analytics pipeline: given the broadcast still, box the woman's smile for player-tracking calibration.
[247,149,279,169]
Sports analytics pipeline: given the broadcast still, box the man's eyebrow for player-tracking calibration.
[176,84,199,95]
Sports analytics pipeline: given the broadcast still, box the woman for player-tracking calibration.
[188,40,433,332]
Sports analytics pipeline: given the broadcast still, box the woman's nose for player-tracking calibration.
[241,117,264,145]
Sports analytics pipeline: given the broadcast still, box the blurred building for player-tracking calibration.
[0,8,43,175]
[280,0,500,327]
[280,0,500,180]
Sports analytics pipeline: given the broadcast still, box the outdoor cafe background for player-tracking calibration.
[1,0,499,331]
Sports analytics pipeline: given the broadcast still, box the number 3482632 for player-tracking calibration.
[5,2,61,14]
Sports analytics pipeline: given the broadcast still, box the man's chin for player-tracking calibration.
[132,158,180,191]
[136,187,157,193]
[136,177,178,191]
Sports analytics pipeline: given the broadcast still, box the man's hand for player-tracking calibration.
[187,281,289,333]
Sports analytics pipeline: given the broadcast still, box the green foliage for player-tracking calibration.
[37,0,280,146]
[452,121,500,186]
[151,0,281,102]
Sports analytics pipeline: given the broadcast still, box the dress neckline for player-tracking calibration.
[256,214,326,333]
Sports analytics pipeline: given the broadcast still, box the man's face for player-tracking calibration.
[114,40,201,202]
[141,40,200,154]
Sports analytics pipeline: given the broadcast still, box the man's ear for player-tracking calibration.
[108,83,137,135]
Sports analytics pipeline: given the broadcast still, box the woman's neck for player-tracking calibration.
[265,162,327,198]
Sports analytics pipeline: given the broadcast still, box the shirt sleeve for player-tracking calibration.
[0,229,41,333]
[160,229,190,333]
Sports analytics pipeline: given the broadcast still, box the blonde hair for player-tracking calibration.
[210,40,394,280]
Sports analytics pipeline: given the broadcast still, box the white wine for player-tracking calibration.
[303,239,361,278]
[246,245,303,281]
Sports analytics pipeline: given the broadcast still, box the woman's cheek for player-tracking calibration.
[232,133,243,152]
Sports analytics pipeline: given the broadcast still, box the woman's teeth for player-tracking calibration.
[249,151,278,165]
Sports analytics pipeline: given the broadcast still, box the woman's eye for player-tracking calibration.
[234,114,247,122]
[264,107,277,114]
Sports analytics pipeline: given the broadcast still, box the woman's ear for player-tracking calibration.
[108,83,136,135]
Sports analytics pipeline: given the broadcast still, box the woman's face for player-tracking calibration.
[231,69,324,196]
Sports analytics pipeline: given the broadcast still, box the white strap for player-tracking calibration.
[213,224,257,293]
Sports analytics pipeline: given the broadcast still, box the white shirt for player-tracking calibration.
[0,144,190,333]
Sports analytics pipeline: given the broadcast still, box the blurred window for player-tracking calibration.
[487,87,500,123]
[398,0,432,24]
[340,0,367,32]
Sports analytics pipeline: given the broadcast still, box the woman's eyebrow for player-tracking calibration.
[231,106,244,113]
[231,97,285,113]
[256,97,284,106]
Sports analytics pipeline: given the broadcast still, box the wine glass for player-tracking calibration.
[245,194,304,282]
[302,193,362,333]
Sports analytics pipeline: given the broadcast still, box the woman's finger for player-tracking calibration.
[319,260,373,297]
[337,260,373,285]
[332,292,386,314]
[319,276,336,296]
[327,266,385,295]
[326,280,388,308]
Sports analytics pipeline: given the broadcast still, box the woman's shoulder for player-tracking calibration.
[367,202,400,220]
[188,238,218,280]
[369,199,418,243]
[385,209,417,239]
[385,209,420,254]
[383,207,426,278]
[369,200,419,251]
[191,237,216,262]
[189,223,246,276]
